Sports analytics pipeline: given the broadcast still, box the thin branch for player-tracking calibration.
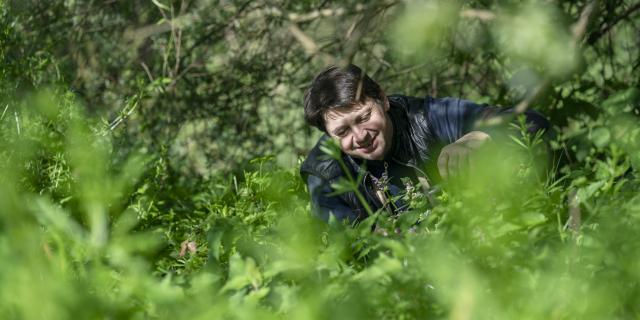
[513,82,549,114]
[14,111,21,136]
[0,104,8,122]
[380,63,429,81]
[140,62,154,82]
[288,23,318,55]
[289,1,399,67]
[288,7,349,23]
[123,12,198,43]
[105,96,140,134]
[276,3,377,23]
[512,1,598,114]
[477,0,598,127]
[572,1,597,40]
[458,61,469,96]
[565,189,582,236]
[459,9,496,21]
[171,1,184,78]
[167,61,199,90]
[431,75,438,97]
[287,23,336,66]
[341,11,370,66]
[587,1,640,45]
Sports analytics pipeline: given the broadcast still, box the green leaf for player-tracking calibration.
[576,181,606,204]
[319,138,342,160]
[151,0,170,11]
[353,254,402,284]
[591,127,610,148]
[222,254,262,292]
[521,212,547,227]
[329,177,357,196]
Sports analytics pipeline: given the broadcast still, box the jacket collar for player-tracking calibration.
[387,96,422,166]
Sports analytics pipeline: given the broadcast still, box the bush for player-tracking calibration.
[1,0,640,318]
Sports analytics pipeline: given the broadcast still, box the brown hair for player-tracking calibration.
[303,64,385,131]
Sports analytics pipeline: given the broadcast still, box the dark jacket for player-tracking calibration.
[300,95,550,223]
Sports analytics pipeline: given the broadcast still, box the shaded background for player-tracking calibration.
[1,1,640,318]
[4,0,638,179]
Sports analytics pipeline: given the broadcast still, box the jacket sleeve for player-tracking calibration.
[306,174,361,223]
[427,97,551,143]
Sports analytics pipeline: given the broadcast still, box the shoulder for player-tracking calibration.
[425,96,491,113]
[424,96,502,128]
[387,94,438,132]
[300,135,344,182]
[387,94,426,114]
[388,94,482,118]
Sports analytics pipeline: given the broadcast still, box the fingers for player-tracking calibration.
[460,151,470,178]
[438,133,491,181]
[438,146,472,180]
[438,151,462,179]
[438,152,449,180]
[452,152,470,179]
[448,152,458,179]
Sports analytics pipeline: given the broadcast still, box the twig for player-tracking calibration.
[341,12,369,66]
[459,61,469,97]
[14,111,20,135]
[381,63,429,81]
[271,3,367,23]
[288,23,318,55]
[105,96,140,135]
[514,1,596,114]
[287,23,336,66]
[289,1,399,66]
[459,9,496,21]
[288,7,349,23]
[173,27,182,77]
[123,12,198,43]
[345,15,359,40]
[182,0,253,59]
[167,61,199,90]
[431,75,438,97]
[513,81,548,114]
[470,11,597,139]
[0,104,8,122]
[566,189,581,236]
[171,0,185,78]
[140,62,154,82]
[587,1,640,45]
[571,1,597,41]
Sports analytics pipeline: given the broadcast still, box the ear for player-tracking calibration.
[381,92,390,112]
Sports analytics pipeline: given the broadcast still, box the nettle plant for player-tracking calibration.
[1,86,640,319]
[312,113,640,318]
[318,114,552,234]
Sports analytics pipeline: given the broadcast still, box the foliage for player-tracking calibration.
[1,0,640,319]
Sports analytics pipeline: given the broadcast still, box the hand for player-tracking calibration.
[437,131,491,180]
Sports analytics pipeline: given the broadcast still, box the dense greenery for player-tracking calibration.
[1,0,639,318]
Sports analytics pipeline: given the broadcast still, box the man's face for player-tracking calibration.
[324,98,393,161]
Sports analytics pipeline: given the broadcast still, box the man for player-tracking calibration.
[300,64,550,223]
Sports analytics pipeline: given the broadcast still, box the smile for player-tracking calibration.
[357,134,377,150]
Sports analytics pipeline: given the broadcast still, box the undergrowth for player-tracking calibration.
[1,88,639,319]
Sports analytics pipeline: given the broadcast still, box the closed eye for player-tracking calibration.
[334,128,348,137]
[357,111,372,123]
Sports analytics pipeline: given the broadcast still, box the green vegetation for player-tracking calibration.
[1,0,639,318]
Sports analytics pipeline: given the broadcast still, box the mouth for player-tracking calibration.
[357,134,378,151]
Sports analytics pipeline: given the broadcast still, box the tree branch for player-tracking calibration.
[512,0,598,114]
[586,1,640,45]
[459,9,495,21]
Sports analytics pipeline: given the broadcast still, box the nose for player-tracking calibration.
[353,126,369,146]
